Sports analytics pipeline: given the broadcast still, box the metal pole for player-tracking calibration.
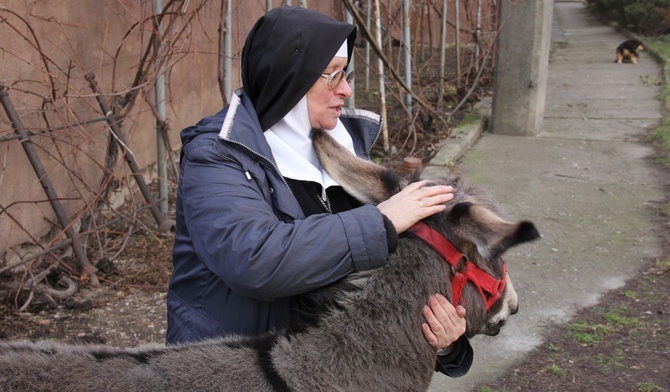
[266,0,272,12]
[152,0,168,216]
[345,7,355,108]
[476,0,482,71]
[224,0,232,101]
[373,0,388,152]
[0,84,99,285]
[403,0,412,117]
[365,0,371,91]
[456,0,461,86]
[438,0,447,109]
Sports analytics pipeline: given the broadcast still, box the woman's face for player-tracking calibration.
[306,56,352,130]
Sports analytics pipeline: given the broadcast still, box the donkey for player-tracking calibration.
[0,128,540,392]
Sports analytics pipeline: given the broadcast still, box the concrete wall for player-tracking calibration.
[490,0,553,135]
[0,0,494,266]
[0,0,345,263]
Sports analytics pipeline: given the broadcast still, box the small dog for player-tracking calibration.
[615,39,644,64]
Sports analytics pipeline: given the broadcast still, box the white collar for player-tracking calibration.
[264,97,356,191]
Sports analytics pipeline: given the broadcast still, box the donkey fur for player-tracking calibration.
[0,129,540,392]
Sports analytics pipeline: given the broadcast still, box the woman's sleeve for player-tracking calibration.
[434,335,474,378]
[178,139,390,302]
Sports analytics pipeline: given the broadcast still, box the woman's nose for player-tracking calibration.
[336,79,352,98]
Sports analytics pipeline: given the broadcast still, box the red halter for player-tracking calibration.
[409,222,507,311]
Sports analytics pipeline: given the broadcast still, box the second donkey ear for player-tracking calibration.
[448,202,540,260]
[311,128,405,204]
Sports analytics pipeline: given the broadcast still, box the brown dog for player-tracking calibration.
[615,39,644,64]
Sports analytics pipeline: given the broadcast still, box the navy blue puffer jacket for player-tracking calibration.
[167,90,389,343]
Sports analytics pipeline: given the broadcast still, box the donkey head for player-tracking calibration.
[311,128,540,337]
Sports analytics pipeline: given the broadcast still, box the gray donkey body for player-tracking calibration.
[0,129,540,392]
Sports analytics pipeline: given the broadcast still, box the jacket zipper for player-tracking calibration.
[225,139,296,199]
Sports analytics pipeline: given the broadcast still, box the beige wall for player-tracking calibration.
[0,1,341,260]
[0,0,493,264]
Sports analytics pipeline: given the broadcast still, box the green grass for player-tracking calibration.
[572,331,602,344]
[622,290,638,300]
[596,347,626,369]
[634,382,665,392]
[602,312,638,326]
[643,37,670,243]
[650,115,670,168]
[643,36,670,169]
[543,364,568,378]
[459,111,483,126]
[568,321,614,344]
[644,35,670,61]
[656,258,670,271]
[568,305,640,344]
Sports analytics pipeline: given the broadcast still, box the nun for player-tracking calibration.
[167,5,472,377]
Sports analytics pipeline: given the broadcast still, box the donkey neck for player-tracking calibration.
[272,237,451,391]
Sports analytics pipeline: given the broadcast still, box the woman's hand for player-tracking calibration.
[377,180,454,233]
[421,294,467,351]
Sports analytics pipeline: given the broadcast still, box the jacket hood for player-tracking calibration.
[241,6,356,131]
[180,91,267,157]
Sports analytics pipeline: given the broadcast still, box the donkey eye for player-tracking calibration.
[476,243,491,259]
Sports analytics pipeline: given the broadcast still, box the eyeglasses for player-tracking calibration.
[319,69,354,90]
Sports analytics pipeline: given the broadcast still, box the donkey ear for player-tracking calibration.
[451,202,540,259]
[487,220,540,259]
[311,128,403,204]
